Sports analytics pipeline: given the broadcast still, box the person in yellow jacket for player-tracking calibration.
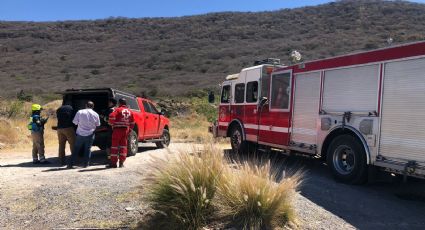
[28,104,50,164]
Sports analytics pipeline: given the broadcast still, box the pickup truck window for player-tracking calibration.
[116,94,140,111]
[148,102,159,113]
[142,101,154,113]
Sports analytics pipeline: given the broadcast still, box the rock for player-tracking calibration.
[125,207,135,212]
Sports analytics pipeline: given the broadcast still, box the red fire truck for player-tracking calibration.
[210,41,425,184]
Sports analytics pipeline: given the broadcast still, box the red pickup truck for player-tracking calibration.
[61,88,171,156]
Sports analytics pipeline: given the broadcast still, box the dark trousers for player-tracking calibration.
[68,134,95,167]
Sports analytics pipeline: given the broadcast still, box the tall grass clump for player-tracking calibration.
[145,144,225,229]
[215,160,302,229]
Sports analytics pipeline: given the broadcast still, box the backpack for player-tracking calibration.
[28,115,43,132]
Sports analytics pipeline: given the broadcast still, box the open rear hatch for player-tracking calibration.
[61,89,112,132]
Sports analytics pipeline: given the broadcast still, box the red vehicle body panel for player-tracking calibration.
[215,41,425,149]
[135,98,170,141]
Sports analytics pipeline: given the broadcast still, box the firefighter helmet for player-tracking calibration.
[31,104,42,111]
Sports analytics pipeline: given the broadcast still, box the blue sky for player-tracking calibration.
[0,0,424,22]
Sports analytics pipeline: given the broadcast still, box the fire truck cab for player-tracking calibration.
[211,42,425,184]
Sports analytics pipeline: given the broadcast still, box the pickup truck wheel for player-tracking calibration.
[156,129,170,148]
[326,134,367,184]
[127,130,138,156]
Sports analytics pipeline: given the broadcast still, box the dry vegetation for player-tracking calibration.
[143,143,301,229]
[0,0,425,98]
[0,100,61,150]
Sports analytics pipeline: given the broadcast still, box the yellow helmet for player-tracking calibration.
[31,104,42,111]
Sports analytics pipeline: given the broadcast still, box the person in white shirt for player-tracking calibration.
[67,101,100,168]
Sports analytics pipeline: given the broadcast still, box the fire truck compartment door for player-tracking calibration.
[323,64,379,112]
[292,72,321,145]
[379,57,425,164]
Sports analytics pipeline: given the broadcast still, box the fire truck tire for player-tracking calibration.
[230,125,253,155]
[326,134,367,184]
[127,129,138,156]
[156,129,170,148]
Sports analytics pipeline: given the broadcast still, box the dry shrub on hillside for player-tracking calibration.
[0,100,60,150]
[170,114,212,143]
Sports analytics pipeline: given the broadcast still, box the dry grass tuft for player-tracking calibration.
[145,144,226,229]
[144,142,302,229]
[215,160,302,229]
[170,113,227,145]
[170,114,211,143]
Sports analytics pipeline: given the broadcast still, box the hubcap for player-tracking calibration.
[130,134,137,153]
[332,145,356,175]
[163,132,170,146]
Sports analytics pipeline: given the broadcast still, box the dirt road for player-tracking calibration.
[1,143,424,229]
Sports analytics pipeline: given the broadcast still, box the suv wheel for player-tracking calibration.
[127,130,138,156]
[156,129,170,148]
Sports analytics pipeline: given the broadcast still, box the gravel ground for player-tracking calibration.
[1,143,424,229]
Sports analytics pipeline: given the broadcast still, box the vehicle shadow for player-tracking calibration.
[224,148,425,229]
[1,146,157,170]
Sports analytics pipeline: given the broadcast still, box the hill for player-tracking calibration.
[0,0,425,98]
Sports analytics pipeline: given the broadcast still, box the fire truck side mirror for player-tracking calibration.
[208,91,215,104]
[259,97,268,106]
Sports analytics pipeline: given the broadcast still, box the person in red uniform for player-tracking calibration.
[107,98,135,168]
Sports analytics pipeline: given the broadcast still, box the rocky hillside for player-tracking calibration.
[0,0,425,98]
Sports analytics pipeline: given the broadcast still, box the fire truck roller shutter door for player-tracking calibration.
[323,64,380,112]
[380,57,425,164]
[292,72,321,145]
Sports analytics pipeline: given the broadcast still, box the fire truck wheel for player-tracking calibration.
[230,125,253,155]
[326,134,368,184]
[156,129,170,148]
[127,129,138,156]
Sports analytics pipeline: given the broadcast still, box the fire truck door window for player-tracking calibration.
[234,83,245,104]
[261,72,270,98]
[271,73,291,110]
[221,85,231,103]
[246,81,258,103]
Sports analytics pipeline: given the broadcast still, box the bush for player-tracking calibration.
[146,144,225,229]
[215,160,301,229]
[6,101,25,118]
[17,90,33,102]
[144,143,301,229]
[91,69,100,75]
